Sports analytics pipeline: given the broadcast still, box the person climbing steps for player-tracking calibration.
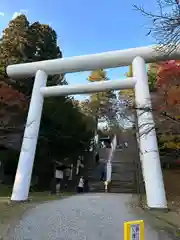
[77,176,84,193]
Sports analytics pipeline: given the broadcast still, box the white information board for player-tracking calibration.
[130,224,140,240]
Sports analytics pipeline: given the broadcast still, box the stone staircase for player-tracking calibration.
[85,164,105,192]
[83,148,111,192]
[109,143,145,194]
[109,150,138,193]
[72,141,145,194]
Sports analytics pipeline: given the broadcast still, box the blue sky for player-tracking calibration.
[0,0,158,99]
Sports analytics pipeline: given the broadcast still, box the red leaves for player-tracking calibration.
[0,81,27,108]
[150,61,180,139]
[156,60,180,88]
[0,81,28,128]
[155,61,180,113]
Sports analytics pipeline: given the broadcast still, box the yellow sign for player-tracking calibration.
[124,220,144,240]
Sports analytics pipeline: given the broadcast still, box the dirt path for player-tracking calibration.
[5,193,174,240]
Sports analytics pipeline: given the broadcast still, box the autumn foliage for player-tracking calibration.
[150,60,180,151]
[156,60,180,115]
[0,81,28,128]
[0,81,27,107]
[122,64,180,151]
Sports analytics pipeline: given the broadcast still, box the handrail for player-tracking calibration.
[105,135,117,192]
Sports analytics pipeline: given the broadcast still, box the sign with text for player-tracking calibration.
[124,220,144,240]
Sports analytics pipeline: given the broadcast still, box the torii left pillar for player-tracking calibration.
[11,70,47,201]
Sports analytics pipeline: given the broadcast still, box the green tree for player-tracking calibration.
[31,96,94,189]
[125,65,133,78]
[147,63,158,92]
[87,69,116,130]
[0,14,63,95]
[0,14,94,190]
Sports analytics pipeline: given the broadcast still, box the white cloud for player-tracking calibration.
[0,12,5,17]
[12,9,28,19]
[12,12,22,19]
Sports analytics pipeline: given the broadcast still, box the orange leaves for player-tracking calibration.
[156,60,180,87]
[0,81,27,109]
[0,81,28,128]
[148,62,180,144]
[168,86,180,106]
[155,60,180,113]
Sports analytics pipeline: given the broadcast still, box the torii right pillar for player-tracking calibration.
[132,56,167,209]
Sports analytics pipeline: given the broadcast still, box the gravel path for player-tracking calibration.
[6,193,173,240]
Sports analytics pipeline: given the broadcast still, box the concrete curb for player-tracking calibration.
[130,195,180,238]
[138,202,180,238]
[142,207,178,226]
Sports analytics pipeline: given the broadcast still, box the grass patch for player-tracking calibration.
[0,184,73,237]
[0,184,12,197]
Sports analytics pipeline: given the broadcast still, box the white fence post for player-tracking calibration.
[133,56,167,209]
[11,70,47,201]
[106,135,117,184]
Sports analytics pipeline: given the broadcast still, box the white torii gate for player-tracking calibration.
[7,45,180,208]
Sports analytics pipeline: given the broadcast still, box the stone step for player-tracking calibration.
[110,182,137,187]
[111,169,137,174]
[90,189,105,193]
[90,183,105,192]
[113,158,138,162]
[88,179,102,183]
[112,161,137,166]
[112,162,137,166]
[111,165,137,170]
[111,183,137,189]
[111,179,136,184]
[111,173,136,182]
[112,164,137,168]
[111,177,136,181]
[111,178,136,183]
[112,158,138,162]
[111,167,137,170]
[87,176,101,179]
[110,188,137,193]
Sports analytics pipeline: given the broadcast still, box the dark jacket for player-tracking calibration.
[84,180,89,192]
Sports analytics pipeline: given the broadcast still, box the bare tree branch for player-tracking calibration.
[133,0,180,54]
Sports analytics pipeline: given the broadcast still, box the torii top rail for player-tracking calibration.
[6,45,180,79]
